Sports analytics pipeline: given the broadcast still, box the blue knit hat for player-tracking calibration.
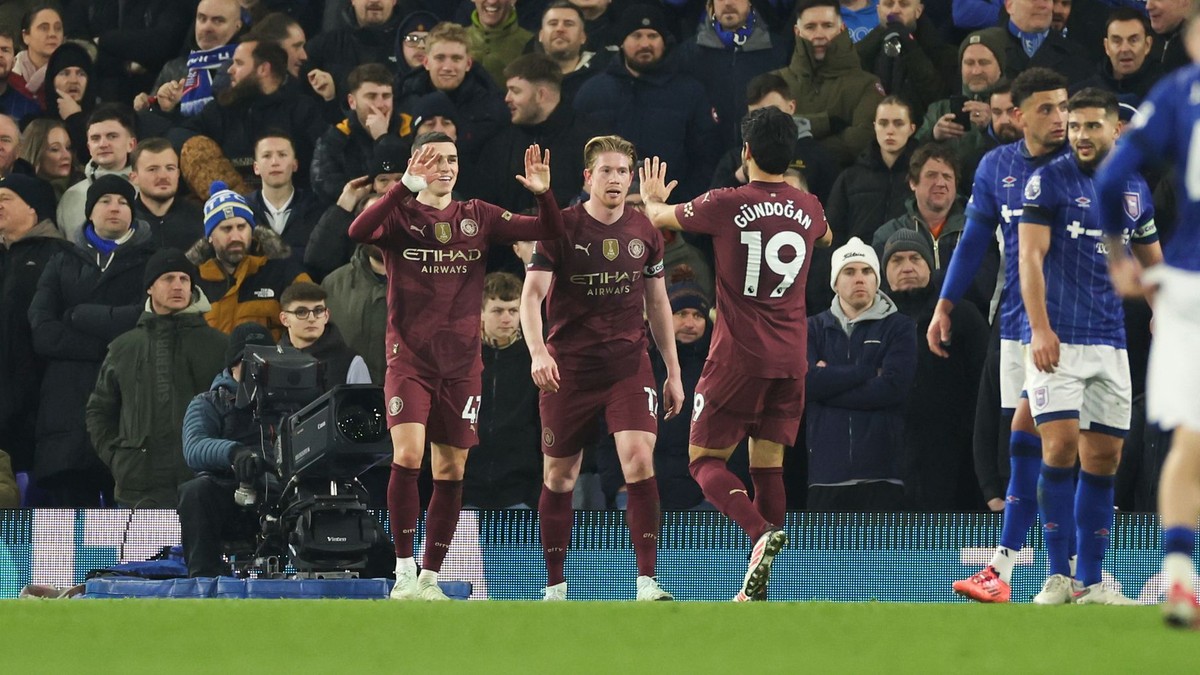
[203,181,254,238]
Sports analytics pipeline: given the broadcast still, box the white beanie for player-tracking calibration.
[830,236,880,290]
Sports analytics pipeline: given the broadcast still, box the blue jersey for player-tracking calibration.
[1021,155,1158,348]
[963,139,1070,341]
[1097,64,1200,272]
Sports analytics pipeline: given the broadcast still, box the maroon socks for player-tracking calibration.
[690,456,771,541]
[421,479,463,573]
[625,477,660,578]
[539,485,573,586]
[751,466,786,527]
[387,463,420,558]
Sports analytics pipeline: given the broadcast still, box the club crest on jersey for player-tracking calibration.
[1001,176,1017,189]
[1032,387,1048,411]
[434,221,452,243]
[542,427,555,448]
[603,238,619,261]
[627,238,646,259]
[1124,193,1142,220]
[1024,175,1041,201]
[1074,196,1091,208]
[460,218,479,237]
[388,396,404,416]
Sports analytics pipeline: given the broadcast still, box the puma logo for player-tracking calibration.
[410,224,427,236]
[729,489,748,496]
[574,243,591,255]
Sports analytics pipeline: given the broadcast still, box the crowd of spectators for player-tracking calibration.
[0,0,1184,514]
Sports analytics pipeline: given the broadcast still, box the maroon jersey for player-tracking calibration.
[349,186,563,379]
[529,204,665,379]
[674,181,827,378]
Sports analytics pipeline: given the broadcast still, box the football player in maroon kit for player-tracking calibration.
[520,135,685,601]
[640,107,833,601]
[348,133,565,600]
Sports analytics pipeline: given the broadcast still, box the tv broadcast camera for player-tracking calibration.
[234,345,391,578]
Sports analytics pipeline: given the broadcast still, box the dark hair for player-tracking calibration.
[877,95,914,122]
[281,281,327,308]
[250,39,289,80]
[1010,67,1068,108]
[745,72,794,106]
[245,11,301,43]
[990,81,1012,98]
[483,272,523,303]
[131,137,175,170]
[254,129,296,155]
[742,107,796,175]
[503,53,563,89]
[87,103,137,136]
[0,26,17,45]
[1105,7,1151,36]
[795,0,840,20]
[1067,87,1119,117]
[21,3,60,34]
[346,62,394,93]
[411,131,454,154]
[907,142,958,185]
[541,0,586,25]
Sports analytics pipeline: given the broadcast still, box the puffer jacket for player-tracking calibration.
[825,139,917,246]
[310,114,405,203]
[182,369,263,474]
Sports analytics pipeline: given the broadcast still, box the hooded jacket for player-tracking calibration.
[678,12,790,150]
[826,139,917,246]
[320,246,387,383]
[43,42,99,166]
[28,222,156,481]
[85,291,229,507]
[573,50,721,201]
[773,30,885,167]
[806,291,917,486]
[57,163,134,244]
[0,219,73,472]
[395,63,510,162]
[186,226,313,339]
[310,112,405,203]
[279,322,368,389]
[467,8,533,86]
[1075,57,1163,109]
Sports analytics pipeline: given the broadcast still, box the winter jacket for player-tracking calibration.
[395,64,509,162]
[182,370,263,474]
[27,224,156,482]
[135,196,206,253]
[57,163,134,244]
[772,30,885,167]
[999,24,1094,85]
[574,52,721,201]
[463,333,541,509]
[889,283,988,510]
[247,187,327,268]
[468,102,598,212]
[310,114,405,203]
[305,203,357,283]
[321,246,387,383]
[0,220,73,471]
[826,140,916,246]
[710,115,839,203]
[305,4,403,98]
[85,294,229,507]
[467,9,533,86]
[806,292,917,486]
[279,322,369,389]
[0,84,40,123]
[916,95,999,182]
[678,14,790,150]
[1075,58,1164,109]
[186,227,313,339]
[64,0,190,103]
[856,16,956,122]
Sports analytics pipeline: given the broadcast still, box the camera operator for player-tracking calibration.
[178,322,276,578]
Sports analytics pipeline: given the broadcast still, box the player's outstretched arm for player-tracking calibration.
[1018,220,1058,373]
[638,157,683,231]
[347,144,438,243]
[926,213,993,357]
[644,276,683,420]
[521,270,560,393]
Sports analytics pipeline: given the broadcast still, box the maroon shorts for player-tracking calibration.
[688,360,804,450]
[384,369,481,450]
[539,356,658,458]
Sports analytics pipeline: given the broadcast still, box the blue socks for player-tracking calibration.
[1163,527,1196,558]
[1000,431,1043,552]
[1039,464,1076,578]
[1074,471,1115,587]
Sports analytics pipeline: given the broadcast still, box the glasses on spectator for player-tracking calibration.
[404,34,427,45]
[284,306,328,320]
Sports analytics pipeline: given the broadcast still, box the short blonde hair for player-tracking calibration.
[426,21,470,51]
[583,135,636,172]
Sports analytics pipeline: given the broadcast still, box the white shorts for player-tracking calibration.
[999,338,1026,411]
[1146,265,1200,431]
[1023,343,1131,436]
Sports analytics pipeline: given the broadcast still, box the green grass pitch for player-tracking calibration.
[4,601,1200,673]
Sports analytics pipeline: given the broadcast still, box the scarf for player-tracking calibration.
[84,221,135,256]
[1008,20,1047,58]
[712,11,756,50]
[12,50,46,95]
[180,43,238,117]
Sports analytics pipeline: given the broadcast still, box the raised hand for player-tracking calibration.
[405,143,440,185]
[307,69,336,102]
[336,176,372,212]
[364,103,389,140]
[156,78,185,112]
[639,156,677,205]
[515,144,550,195]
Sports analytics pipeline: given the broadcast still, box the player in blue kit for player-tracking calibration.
[1096,6,1200,627]
[933,68,1072,603]
[1019,88,1162,605]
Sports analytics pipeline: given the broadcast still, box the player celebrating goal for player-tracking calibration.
[640,107,832,601]
[348,134,564,601]
[1096,4,1200,628]
[1018,87,1161,605]
[521,135,684,602]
